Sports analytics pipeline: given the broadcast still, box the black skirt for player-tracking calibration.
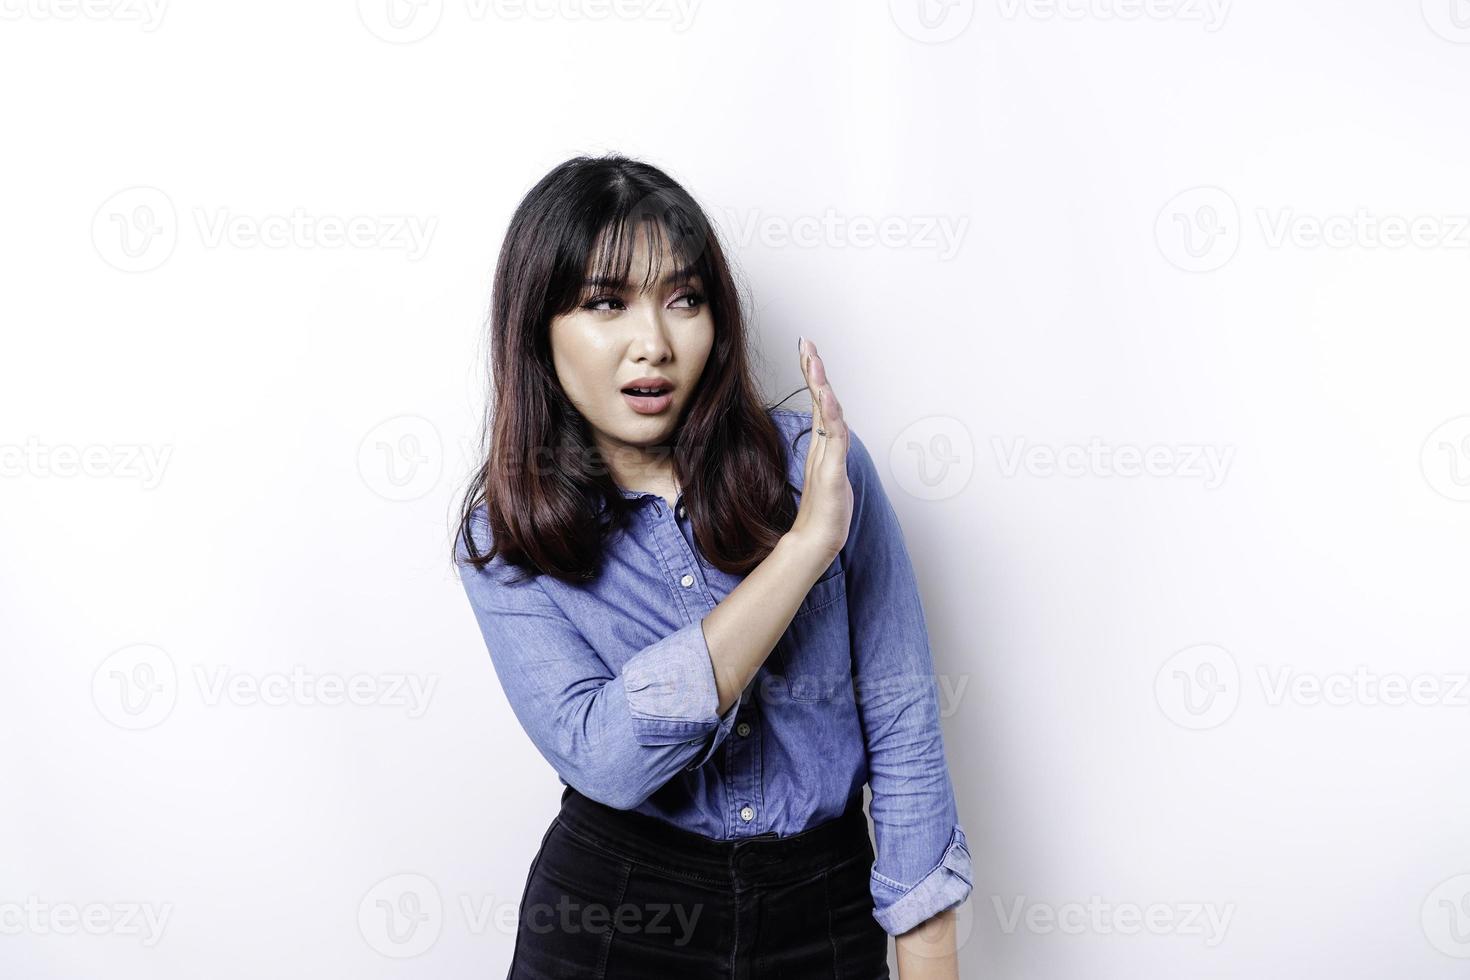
[507,786,890,979]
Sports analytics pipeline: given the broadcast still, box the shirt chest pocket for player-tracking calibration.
[775,562,851,702]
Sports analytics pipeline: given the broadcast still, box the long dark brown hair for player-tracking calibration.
[453,154,806,585]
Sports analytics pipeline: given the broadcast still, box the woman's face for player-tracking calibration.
[549,228,714,471]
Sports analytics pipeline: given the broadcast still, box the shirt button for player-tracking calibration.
[680,573,694,588]
[739,805,755,822]
[676,503,686,519]
[736,722,751,737]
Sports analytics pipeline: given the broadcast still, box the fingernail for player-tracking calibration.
[797,335,803,352]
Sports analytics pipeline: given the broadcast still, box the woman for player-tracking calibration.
[453,154,972,978]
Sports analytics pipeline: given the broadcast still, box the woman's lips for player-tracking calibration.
[622,390,674,414]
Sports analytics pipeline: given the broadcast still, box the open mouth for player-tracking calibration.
[620,380,674,414]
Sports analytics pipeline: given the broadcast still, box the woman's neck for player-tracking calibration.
[600,441,680,505]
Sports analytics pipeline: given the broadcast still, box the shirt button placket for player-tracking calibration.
[653,493,759,833]
[653,498,705,621]
[731,708,762,833]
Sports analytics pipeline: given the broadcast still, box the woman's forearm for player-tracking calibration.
[895,908,960,979]
[700,531,835,714]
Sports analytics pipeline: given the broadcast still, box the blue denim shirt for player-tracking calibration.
[455,408,973,935]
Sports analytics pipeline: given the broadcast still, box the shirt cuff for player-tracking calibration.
[622,620,723,745]
[684,694,740,770]
[870,825,974,936]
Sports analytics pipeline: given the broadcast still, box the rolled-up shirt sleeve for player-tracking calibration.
[840,425,975,936]
[623,620,740,772]
[456,512,737,810]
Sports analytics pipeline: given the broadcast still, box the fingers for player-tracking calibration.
[800,338,825,472]
[799,338,847,474]
[800,337,822,433]
[808,347,845,443]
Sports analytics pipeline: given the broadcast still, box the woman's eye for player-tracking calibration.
[580,291,703,313]
[582,296,625,312]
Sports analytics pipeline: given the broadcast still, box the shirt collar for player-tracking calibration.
[593,484,651,516]
[598,484,684,513]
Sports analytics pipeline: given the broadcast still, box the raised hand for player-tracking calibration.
[788,337,854,560]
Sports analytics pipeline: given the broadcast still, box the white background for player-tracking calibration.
[3,1,1470,977]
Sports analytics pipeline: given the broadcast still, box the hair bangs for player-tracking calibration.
[554,190,713,314]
